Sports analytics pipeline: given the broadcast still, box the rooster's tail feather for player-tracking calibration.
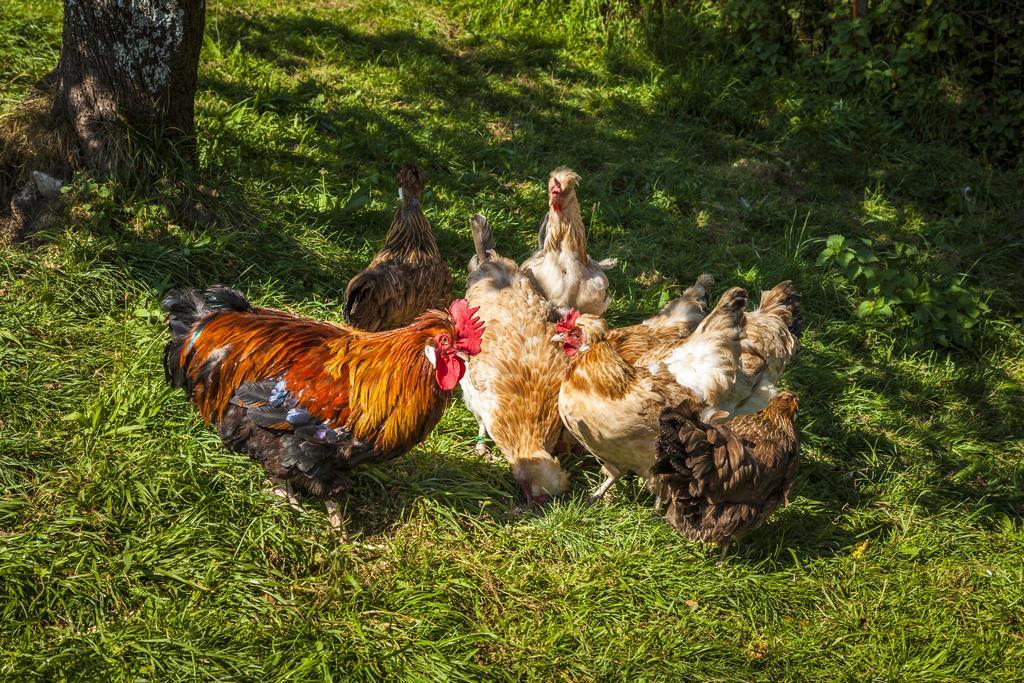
[162,285,252,388]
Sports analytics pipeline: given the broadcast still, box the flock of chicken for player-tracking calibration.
[162,165,803,558]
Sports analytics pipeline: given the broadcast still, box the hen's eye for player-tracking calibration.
[437,334,452,348]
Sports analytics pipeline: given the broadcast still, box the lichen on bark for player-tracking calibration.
[52,0,205,172]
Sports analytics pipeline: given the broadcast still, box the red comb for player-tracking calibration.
[450,299,484,356]
[556,309,580,335]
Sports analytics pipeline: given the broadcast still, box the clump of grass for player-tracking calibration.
[0,92,79,241]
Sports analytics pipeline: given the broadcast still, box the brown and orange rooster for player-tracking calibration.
[163,286,484,538]
[344,164,452,331]
[652,391,800,562]
[521,167,617,317]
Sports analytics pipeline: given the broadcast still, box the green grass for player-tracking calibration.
[2,0,1024,679]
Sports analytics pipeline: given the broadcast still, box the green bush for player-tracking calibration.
[709,0,1024,160]
[818,234,989,348]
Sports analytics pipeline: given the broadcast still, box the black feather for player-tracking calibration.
[161,285,253,390]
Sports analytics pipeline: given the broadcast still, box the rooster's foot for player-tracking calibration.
[716,541,732,566]
[325,500,351,543]
[270,479,304,512]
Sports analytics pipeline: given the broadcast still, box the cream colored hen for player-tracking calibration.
[554,280,803,503]
[554,288,749,502]
[521,167,617,317]
[460,215,570,502]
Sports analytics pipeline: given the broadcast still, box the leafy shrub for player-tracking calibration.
[818,234,989,348]
[699,0,1024,161]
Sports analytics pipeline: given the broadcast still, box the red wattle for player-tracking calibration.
[436,353,466,391]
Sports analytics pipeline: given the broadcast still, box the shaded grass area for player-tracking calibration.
[2,0,1023,679]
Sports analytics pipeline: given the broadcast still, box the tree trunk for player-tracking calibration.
[52,0,206,173]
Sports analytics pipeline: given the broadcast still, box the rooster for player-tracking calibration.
[344,164,452,331]
[554,288,749,503]
[652,391,800,562]
[521,167,617,317]
[163,286,484,538]
[460,215,569,503]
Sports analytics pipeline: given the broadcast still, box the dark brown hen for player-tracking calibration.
[344,164,453,331]
[652,391,800,560]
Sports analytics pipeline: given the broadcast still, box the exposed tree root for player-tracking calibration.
[0,90,79,243]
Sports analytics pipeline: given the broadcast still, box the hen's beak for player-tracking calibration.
[518,479,550,506]
[456,351,469,361]
[550,333,565,343]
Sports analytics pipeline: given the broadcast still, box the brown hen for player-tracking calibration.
[652,391,800,561]
[461,214,570,502]
[344,165,452,331]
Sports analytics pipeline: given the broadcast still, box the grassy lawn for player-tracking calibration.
[2,0,1023,679]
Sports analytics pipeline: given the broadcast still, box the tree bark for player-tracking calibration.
[52,0,206,173]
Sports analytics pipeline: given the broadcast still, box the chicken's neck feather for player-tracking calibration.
[317,314,453,451]
[567,340,637,398]
[543,195,587,261]
[379,204,442,263]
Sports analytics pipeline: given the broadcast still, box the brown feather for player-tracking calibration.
[344,164,452,331]
[653,391,800,549]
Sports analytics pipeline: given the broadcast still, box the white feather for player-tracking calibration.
[664,338,732,402]
[208,345,232,364]
[424,345,437,367]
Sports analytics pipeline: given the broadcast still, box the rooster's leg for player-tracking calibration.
[270,479,303,512]
[325,500,351,543]
[588,472,620,504]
